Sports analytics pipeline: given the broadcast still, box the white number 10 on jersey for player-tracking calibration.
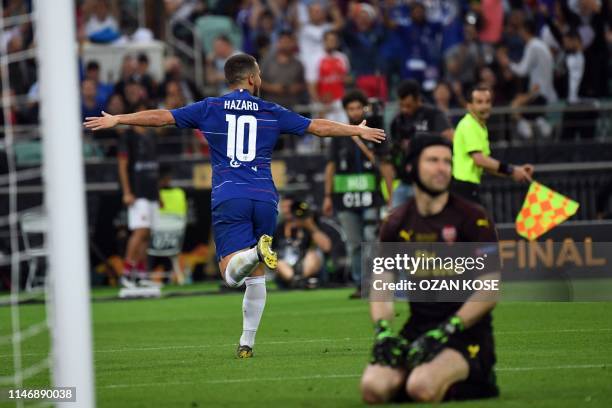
[226,114,257,163]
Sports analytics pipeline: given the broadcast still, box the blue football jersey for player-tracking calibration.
[170,89,311,208]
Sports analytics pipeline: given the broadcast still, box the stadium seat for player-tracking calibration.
[194,15,242,54]
[20,209,48,292]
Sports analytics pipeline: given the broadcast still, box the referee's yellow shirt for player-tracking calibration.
[452,113,490,184]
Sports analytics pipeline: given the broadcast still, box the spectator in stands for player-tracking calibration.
[244,7,277,59]
[123,79,148,113]
[323,90,394,298]
[342,2,388,99]
[166,0,209,46]
[396,1,442,91]
[260,30,307,110]
[444,15,492,93]
[84,0,120,43]
[559,30,599,140]
[160,81,187,110]
[81,78,106,121]
[308,30,350,122]
[134,54,158,101]
[267,0,299,32]
[273,196,331,289]
[298,1,343,95]
[238,0,282,56]
[570,0,609,99]
[84,60,114,106]
[477,0,504,44]
[497,19,557,139]
[389,80,453,208]
[206,35,239,96]
[6,31,36,96]
[160,56,201,104]
[114,55,139,100]
[432,80,461,126]
[115,15,154,44]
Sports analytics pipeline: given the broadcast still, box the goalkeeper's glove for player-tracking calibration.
[405,315,464,369]
[370,319,408,368]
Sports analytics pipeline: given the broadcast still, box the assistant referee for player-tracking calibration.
[452,86,533,205]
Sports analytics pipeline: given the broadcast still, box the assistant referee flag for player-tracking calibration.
[516,182,579,240]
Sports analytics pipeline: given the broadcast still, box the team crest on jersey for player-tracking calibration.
[441,225,457,242]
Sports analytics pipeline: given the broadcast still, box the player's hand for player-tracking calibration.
[370,320,408,368]
[123,192,136,206]
[84,111,120,131]
[511,165,532,183]
[357,120,386,144]
[406,316,463,369]
[322,196,333,217]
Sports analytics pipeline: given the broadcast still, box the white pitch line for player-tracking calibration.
[101,364,609,389]
[1,328,611,359]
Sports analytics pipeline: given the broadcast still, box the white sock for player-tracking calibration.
[224,247,259,287]
[239,276,266,347]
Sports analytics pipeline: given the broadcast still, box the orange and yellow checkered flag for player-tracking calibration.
[515,182,579,241]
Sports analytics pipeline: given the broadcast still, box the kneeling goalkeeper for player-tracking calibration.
[360,135,500,403]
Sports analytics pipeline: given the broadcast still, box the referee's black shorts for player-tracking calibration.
[451,178,482,207]
[394,320,499,402]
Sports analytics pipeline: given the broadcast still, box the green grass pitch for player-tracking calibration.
[1,286,611,407]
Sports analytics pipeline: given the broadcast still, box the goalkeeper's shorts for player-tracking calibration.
[396,320,499,401]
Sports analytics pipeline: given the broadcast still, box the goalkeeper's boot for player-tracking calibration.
[256,234,277,270]
[236,345,253,359]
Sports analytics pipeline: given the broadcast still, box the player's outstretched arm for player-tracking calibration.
[84,109,176,131]
[307,119,386,143]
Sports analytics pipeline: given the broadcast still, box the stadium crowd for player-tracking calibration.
[3,0,611,144]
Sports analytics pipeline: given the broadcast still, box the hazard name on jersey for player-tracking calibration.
[224,99,259,111]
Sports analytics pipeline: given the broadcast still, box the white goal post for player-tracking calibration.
[36,0,95,406]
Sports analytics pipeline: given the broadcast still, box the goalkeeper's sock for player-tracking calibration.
[224,247,260,287]
[239,276,266,347]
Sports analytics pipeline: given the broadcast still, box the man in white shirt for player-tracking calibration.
[497,19,557,139]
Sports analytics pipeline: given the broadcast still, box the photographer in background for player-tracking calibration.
[323,90,394,298]
[273,196,332,288]
[389,80,454,208]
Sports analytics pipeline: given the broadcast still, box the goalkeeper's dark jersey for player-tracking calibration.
[379,194,498,332]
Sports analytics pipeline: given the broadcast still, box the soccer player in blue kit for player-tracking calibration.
[85,54,386,358]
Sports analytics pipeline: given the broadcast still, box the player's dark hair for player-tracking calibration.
[342,89,368,108]
[86,60,100,71]
[224,53,258,85]
[323,30,338,41]
[215,34,232,45]
[564,29,581,42]
[397,79,421,100]
[466,85,491,103]
[278,29,294,39]
[137,53,149,64]
[521,18,537,36]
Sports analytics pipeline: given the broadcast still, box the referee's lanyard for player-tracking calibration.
[355,145,363,173]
